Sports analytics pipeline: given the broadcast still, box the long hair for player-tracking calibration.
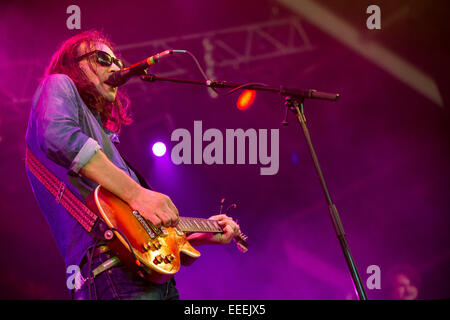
[44,30,132,133]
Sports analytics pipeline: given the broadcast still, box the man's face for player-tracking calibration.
[78,42,121,103]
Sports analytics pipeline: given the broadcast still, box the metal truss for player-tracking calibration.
[117,17,314,99]
[112,17,315,142]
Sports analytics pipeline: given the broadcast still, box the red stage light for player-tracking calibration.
[237,90,256,110]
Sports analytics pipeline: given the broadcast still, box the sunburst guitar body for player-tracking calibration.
[86,186,248,284]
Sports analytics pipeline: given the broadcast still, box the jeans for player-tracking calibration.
[73,250,179,300]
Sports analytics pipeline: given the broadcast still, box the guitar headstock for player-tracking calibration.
[234,232,248,253]
[219,198,248,253]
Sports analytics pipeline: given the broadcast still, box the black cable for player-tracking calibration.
[110,227,141,268]
[178,50,220,95]
[171,50,270,98]
[87,239,101,300]
[224,83,269,96]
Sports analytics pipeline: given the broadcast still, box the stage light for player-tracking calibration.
[237,90,256,110]
[152,142,167,157]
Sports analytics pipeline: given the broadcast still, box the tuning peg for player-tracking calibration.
[219,198,225,214]
[225,203,237,215]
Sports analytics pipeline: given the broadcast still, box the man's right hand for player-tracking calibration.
[128,187,180,228]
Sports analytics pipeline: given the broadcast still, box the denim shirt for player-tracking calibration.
[25,73,140,271]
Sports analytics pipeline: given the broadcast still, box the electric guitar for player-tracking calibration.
[86,185,248,284]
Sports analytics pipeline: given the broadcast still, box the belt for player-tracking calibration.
[84,245,121,277]
[91,255,121,278]
[91,245,110,257]
[77,245,121,291]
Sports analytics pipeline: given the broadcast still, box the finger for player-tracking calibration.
[162,205,178,226]
[146,215,162,228]
[226,221,240,236]
[209,214,228,221]
[217,218,237,228]
[217,220,229,229]
[223,225,234,243]
[166,199,179,218]
[172,217,180,227]
[224,224,234,234]
[158,211,172,227]
[165,202,180,226]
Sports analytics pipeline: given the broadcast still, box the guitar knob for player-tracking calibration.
[164,254,175,263]
[153,255,163,264]
[154,240,162,249]
[144,242,157,251]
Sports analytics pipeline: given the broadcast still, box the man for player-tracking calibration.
[25,30,241,300]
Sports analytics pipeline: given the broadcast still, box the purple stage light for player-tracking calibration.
[152,142,167,157]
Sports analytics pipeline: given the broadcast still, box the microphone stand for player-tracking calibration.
[140,74,368,300]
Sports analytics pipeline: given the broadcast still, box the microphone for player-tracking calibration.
[105,49,183,87]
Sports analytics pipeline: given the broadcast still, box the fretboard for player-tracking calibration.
[177,217,223,233]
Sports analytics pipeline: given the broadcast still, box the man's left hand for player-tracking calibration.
[186,214,241,246]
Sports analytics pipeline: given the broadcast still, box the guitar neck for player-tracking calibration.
[177,217,223,233]
[178,217,249,253]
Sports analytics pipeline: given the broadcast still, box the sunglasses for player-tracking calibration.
[76,50,125,69]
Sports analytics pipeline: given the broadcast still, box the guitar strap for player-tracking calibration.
[25,147,106,234]
[25,146,153,238]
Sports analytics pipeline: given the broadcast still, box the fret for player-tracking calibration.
[200,219,211,232]
[200,220,209,231]
[193,219,201,229]
[205,220,212,231]
[208,220,220,232]
[191,219,198,230]
[202,219,215,232]
[187,219,194,230]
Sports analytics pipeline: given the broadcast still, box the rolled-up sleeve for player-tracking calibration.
[69,137,101,173]
[34,74,101,174]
